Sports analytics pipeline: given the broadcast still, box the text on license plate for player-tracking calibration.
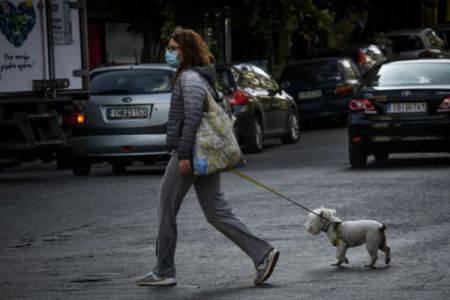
[298,90,322,99]
[107,107,149,119]
[387,102,427,113]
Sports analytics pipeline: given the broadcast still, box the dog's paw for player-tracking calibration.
[385,257,391,265]
[331,261,344,267]
[344,258,349,264]
[331,263,341,267]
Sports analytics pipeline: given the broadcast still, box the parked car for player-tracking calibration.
[381,28,449,58]
[66,64,175,175]
[348,59,450,167]
[300,43,387,75]
[279,57,363,122]
[216,63,300,153]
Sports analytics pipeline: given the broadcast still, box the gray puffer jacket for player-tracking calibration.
[166,64,216,160]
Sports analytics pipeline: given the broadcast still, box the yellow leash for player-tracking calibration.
[228,168,330,222]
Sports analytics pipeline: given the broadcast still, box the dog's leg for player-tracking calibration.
[332,244,349,266]
[380,244,391,265]
[365,246,378,268]
[379,226,391,265]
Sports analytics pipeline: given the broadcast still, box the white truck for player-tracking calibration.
[0,0,89,168]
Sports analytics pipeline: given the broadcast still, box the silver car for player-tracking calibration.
[67,64,175,175]
[382,28,448,59]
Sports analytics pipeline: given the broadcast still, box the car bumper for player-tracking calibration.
[349,116,450,152]
[67,134,169,158]
[233,109,254,141]
[296,98,349,119]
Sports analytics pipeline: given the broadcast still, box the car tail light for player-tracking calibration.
[437,97,450,112]
[230,90,250,106]
[418,50,432,58]
[121,145,133,153]
[63,101,87,125]
[349,98,377,114]
[352,136,362,142]
[358,49,367,65]
[63,112,87,125]
[335,84,353,96]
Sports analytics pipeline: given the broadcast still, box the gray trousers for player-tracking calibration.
[152,153,273,278]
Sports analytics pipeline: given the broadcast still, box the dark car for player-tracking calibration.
[279,57,363,122]
[382,28,449,58]
[216,63,300,153]
[300,43,387,75]
[348,59,450,167]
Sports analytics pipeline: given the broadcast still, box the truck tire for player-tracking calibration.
[72,157,91,176]
[349,144,367,168]
[245,117,264,153]
[281,111,300,144]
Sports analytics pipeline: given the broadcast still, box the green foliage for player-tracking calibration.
[86,0,339,60]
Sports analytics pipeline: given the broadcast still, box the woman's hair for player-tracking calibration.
[170,28,214,78]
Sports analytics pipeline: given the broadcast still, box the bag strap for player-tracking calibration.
[191,70,220,113]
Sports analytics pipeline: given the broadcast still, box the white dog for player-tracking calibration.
[305,207,391,267]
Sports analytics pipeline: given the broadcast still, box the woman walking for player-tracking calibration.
[136,28,279,286]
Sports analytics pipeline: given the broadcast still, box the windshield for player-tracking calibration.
[364,63,450,87]
[280,60,341,86]
[90,69,173,95]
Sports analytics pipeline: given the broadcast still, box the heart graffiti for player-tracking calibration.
[0,0,36,47]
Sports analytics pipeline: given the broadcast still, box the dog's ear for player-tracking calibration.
[330,209,337,216]
[320,211,323,217]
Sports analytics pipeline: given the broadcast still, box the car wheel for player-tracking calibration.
[373,151,389,160]
[112,162,127,174]
[281,111,300,144]
[72,157,91,176]
[349,144,367,168]
[245,117,264,153]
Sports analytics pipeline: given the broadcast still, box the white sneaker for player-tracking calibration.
[254,248,280,285]
[136,272,177,286]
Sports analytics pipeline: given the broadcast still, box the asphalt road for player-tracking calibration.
[1,125,450,299]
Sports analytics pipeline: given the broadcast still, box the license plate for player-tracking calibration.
[107,107,149,119]
[387,102,427,113]
[298,90,322,99]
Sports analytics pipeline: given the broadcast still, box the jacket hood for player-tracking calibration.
[191,64,216,87]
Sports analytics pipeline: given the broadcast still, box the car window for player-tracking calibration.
[216,68,236,95]
[231,68,250,89]
[280,60,341,86]
[341,59,358,80]
[90,69,173,95]
[364,63,450,86]
[388,35,425,51]
[235,64,278,91]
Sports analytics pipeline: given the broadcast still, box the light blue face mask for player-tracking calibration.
[165,49,180,69]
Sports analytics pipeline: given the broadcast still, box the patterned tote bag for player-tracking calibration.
[192,90,246,176]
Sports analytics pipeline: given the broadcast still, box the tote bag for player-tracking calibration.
[193,90,246,176]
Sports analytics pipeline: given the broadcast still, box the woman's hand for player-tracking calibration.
[178,159,192,176]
